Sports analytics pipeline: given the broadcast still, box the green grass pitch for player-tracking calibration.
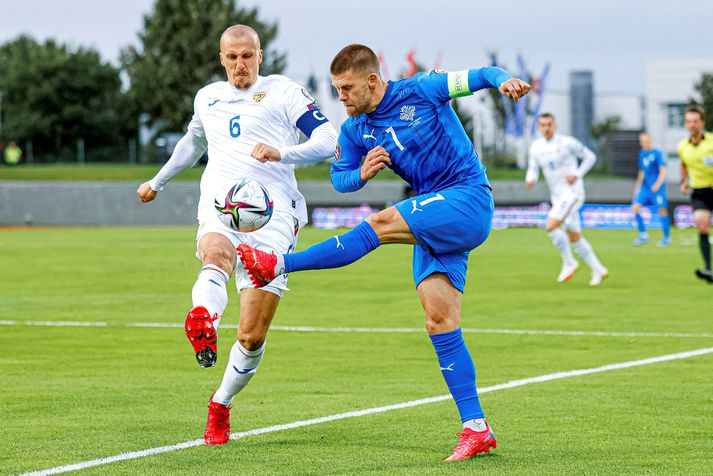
[1,226,712,474]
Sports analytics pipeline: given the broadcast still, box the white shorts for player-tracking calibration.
[549,192,583,233]
[196,204,300,297]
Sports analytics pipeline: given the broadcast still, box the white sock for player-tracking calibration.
[547,229,576,265]
[191,264,230,329]
[212,340,266,406]
[463,418,488,432]
[572,237,605,273]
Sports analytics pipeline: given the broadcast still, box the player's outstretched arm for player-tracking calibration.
[417,67,529,104]
[251,123,338,165]
[498,78,531,102]
[136,130,207,203]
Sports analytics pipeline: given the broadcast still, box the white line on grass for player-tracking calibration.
[4,319,712,338]
[0,320,108,327]
[21,346,713,476]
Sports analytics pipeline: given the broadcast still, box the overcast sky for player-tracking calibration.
[1,0,710,94]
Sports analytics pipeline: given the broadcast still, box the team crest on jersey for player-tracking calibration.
[400,105,416,121]
[252,92,267,103]
[334,144,341,162]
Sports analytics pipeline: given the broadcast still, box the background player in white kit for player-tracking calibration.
[136,25,337,444]
[526,113,608,286]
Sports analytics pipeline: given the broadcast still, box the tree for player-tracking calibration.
[121,0,286,136]
[0,35,131,160]
[590,115,622,140]
[695,73,713,131]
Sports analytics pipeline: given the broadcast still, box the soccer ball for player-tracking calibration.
[214,179,273,232]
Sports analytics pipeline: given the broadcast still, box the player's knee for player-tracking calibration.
[365,209,396,232]
[424,308,458,334]
[658,208,668,216]
[237,332,266,351]
[202,246,236,274]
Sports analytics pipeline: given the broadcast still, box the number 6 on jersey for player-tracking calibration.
[229,115,241,138]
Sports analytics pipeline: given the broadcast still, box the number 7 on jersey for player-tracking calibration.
[385,126,405,151]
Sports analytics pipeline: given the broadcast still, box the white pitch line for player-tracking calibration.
[2,320,713,338]
[21,346,713,476]
[0,320,108,327]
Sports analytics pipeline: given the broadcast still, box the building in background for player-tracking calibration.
[646,59,713,175]
[570,71,596,151]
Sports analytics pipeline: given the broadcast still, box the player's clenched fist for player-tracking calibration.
[360,146,391,181]
[499,78,531,102]
[252,143,281,163]
[136,182,158,203]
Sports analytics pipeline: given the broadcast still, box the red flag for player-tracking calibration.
[404,50,417,78]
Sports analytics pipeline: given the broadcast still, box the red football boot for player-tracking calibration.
[236,244,283,288]
[204,393,231,445]
[445,425,497,462]
[184,306,218,368]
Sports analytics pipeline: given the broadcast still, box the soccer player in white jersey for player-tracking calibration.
[526,113,609,286]
[136,25,337,444]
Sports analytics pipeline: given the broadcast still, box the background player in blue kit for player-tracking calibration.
[632,132,671,246]
[238,44,530,461]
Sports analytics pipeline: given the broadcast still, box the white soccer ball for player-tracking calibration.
[214,179,273,232]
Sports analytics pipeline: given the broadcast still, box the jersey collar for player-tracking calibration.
[228,75,264,95]
[366,81,394,119]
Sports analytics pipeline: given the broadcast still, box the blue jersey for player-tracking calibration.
[639,148,666,190]
[331,68,512,195]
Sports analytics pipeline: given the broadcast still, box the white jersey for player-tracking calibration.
[196,75,331,224]
[526,134,596,201]
[150,74,337,225]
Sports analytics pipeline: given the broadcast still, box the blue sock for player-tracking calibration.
[660,214,671,239]
[429,328,484,422]
[284,221,381,272]
[635,213,646,234]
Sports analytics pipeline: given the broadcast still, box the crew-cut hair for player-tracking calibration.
[330,44,381,76]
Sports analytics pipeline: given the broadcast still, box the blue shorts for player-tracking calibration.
[394,183,494,293]
[634,187,668,209]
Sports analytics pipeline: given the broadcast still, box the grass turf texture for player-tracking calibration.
[1,226,712,474]
[0,163,612,182]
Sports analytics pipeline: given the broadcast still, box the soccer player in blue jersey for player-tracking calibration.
[238,44,530,461]
[632,133,671,246]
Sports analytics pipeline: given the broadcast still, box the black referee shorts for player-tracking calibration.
[692,188,713,211]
